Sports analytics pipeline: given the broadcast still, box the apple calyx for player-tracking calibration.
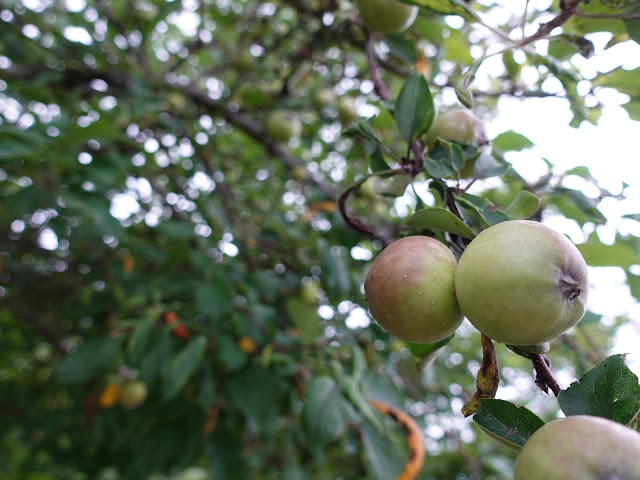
[557,271,583,300]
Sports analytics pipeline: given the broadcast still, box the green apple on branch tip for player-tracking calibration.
[232,52,254,71]
[301,280,320,305]
[266,110,302,142]
[119,380,148,409]
[514,415,640,480]
[337,96,359,124]
[364,236,463,344]
[424,108,489,178]
[454,220,588,346]
[355,0,418,34]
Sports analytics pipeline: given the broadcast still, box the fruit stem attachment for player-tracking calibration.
[508,346,561,396]
[462,334,500,417]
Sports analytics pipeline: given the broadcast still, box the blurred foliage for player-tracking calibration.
[0,0,639,478]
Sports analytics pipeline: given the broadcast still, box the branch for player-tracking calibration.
[512,0,586,48]
[508,346,562,396]
[365,34,391,102]
[337,182,397,246]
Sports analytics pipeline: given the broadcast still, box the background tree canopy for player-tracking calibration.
[1,0,640,479]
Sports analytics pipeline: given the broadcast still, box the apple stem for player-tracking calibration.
[509,346,562,396]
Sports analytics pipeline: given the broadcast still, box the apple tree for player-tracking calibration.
[1,0,640,479]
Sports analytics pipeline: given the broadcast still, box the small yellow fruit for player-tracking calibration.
[119,380,148,409]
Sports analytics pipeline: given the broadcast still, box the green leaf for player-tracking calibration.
[381,34,418,64]
[454,193,509,227]
[558,354,640,426]
[406,334,454,359]
[57,336,121,384]
[195,275,234,322]
[227,364,281,431]
[361,418,407,480]
[395,73,435,142]
[595,67,640,97]
[285,298,322,342]
[343,120,381,145]
[163,335,208,399]
[577,240,639,268]
[622,100,640,121]
[139,330,172,383]
[320,242,352,298]
[624,3,640,44]
[301,376,354,450]
[127,314,158,365]
[407,207,475,238]
[404,0,479,21]
[369,146,391,172]
[504,191,541,220]
[546,189,607,225]
[474,399,546,450]
[492,130,534,152]
[423,139,471,179]
[216,335,248,371]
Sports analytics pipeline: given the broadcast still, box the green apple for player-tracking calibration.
[119,380,148,409]
[364,236,463,343]
[454,220,588,346]
[356,0,419,34]
[337,96,359,124]
[233,52,254,71]
[515,415,640,480]
[314,88,336,107]
[424,108,488,148]
[266,110,302,142]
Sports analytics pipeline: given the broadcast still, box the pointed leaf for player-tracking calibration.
[302,376,355,450]
[395,73,434,142]
[407,207,475,238]
[164,335,208,399]
[404,0,479,20]
[558,354,640,426]
[474,399,545,450]
[57,336,121,384]
[505,191,541,220]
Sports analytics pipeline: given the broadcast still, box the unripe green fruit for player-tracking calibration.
[176,467,208,480]
[233,52,254,71]
[425,108,488,178]
[514,415,640,480]
[33,343,53,362]
[119,380,148,409]
[314,89,336,107]
[301,281,320,305]
[356,0,418,34]
[266,110,302,142]
[364,236,463,344]
[337,96,358,124]
[455,220,588,346]
[425,108,488,148]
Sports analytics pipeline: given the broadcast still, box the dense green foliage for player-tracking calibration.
[1,0,639,478]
